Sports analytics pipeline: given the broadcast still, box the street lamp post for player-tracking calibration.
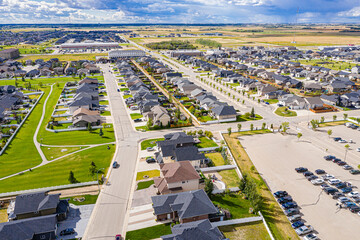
[97,168,105,193]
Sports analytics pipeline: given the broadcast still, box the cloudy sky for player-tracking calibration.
[0,0,359,24]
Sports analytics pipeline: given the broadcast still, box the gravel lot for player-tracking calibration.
[240,132,360,240]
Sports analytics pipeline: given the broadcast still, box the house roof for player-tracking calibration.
[73,115,101,125]
[14,191,60,216]
[158,161,200,184]
[305,97,324,105]
[0,215,57,240]
[211,105,237,116]
[151,189,218,219]
[73,108,100,117]
[161,219,224,240]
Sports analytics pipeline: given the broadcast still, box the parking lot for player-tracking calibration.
[240,131,360,240]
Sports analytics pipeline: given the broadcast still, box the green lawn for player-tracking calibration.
[0,88,49,178]
[41,146,85,160]
[137,180,154,190]
[263,99,279,104]
[101,111,111,116]
[318,120,348,127]
[120,88,129,91]
[220,222,271,240]
[99,100,109,105]
[195,136,218,148]
[211,193,254,219]
[206,152,225,166]
[237,114,263,122]
[123,94,133,99]
[130,113,143,120]
[141,138,164,150]
[0,145,115,193]
[298,59,357,71]
[274,107,297,117]
[62,194,99,206]
[136,170,160,181]
[219,169,240,188]
[126,223,171,240]
[198,115,216,122]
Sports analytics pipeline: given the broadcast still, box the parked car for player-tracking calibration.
[357,148,360,152]
[60,228,75,236]
[291,221,304,229]
[315,169,326,174]
[332,192,344,199]
[324,187,338,195]
[324,155,336,160]
[146,157,156,163]
[348,191,359,198]
[343,165,353,170]
[285,208,299,216]
[304,233,318,240]
[307,175,318,181]
[115,234,122,240]
[338,197,351,204]
[295,167,308,173]
[303,171,313,177]
[274,191,288,198]
[288,214,301,223]
[343,201,357,209]
[328,179,341,185]
[339,139,347,143]
[282,202,298,209]
[332,158,341,163]
[112,161,119,168]
[335,182,347,189]
[341,187,353,193]
[320,183,329,189]
[278,196,293,204]
[295,225,313,235]
[117,89,120,92]
[311,179,324,185]
[337,161,347,166]
[350,205,360,213]
[322,174,335,180]
[134,118,142,122]
[350,169,360,175]
[333,137,342,142]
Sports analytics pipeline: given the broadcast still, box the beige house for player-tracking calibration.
[144,105,171,127]
[154,161,200,195]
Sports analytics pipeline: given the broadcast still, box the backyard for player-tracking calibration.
[125,223,171,240]
[211,193,254,219]
[220,221,271,240]
[195,136,218,148]
[206,152,225,166]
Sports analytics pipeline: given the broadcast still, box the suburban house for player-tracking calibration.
[258,84,278,96]
[278,94,306,110]
[151,189,218,223]
[155,132,207,168]
[144,105,171,127]
[210,105,237,121]
[154,161,201,195]
[71,108,101,127]
[161,219,224,240]
[7,191,69,221]
[0,215,57,240]
[304,97,325,110]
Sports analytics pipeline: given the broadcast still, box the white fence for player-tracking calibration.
[198,146,218,152]
[201,165,237,173]
[200,117,237,125]
[0,91,44,156]
[0,181,98,198]
[212,187,240,195]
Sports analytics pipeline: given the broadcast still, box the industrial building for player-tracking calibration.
[108,50,146,59]
[59,42,121,50]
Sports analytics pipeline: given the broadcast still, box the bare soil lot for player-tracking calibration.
[240,132,360,240]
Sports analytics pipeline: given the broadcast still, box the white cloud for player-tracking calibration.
[338,6,360,17]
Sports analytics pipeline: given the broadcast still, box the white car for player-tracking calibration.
[304,233,318,240]
[357,148,360,152]
[323,174,335,180]
[338,139,347,143]
[311,179,324,185]
[348,191,359,198]
[295,225,313,235]
[328,179,341,185]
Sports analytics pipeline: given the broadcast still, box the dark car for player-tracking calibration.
[117,89,120,92]
[350,169,360,175]
[320,183,329,189]
[333,158,341,163]
[324,155,336,160]
[112,161,119,168]
[60,228,75,236]
[278,196,293,204]
[296,167,308,173]
[337,161,347,166]
[335,182,347,189]
[303,171,313,177]
[332,192,345,199]
[315,169,326,174]
[333,137,342,142]
[306,175,318,181]
[274,191,288,198]
[341,187,353,193]
[134,118,142,122]
[285,208,300,216]
[282,202,298,209]
[324,187,338,195]
[292,221,304,229]
[146,157,156,163]
[350,205,360,213]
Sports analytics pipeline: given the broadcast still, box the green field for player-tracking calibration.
[211,193,254,219]
[41,146,86,160]
[298,59,357,71]
[140,138,164,150]
[0,145,115,193]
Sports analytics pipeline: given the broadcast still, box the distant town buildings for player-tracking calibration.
[108,50,146,59]
[0,48,19,59]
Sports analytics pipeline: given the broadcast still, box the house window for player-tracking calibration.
[40,235,46,240]
[182,181,185,184]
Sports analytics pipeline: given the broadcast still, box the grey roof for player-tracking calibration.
[161,219,224,240]
[14,191,60,216]
[174,146,206,162]
[157,132,195,157]
[69,96,92,107]
[211,105,237,116]
[0,215,57,240]
[151,190,218,219]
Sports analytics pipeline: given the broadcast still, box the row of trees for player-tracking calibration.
[195,38,222,48]
[145,40,196,50]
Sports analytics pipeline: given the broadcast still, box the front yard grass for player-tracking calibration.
[137,180,154,190]
[237,114,263,122]
[99,100,109,105]
[219,169,240,188]
[0,145,115,193]
[275,107,297,117]
[195,136,218,148]
[211,193,254,219]
[123,94,133,99]
[220,221,271,240]
[136,170,160,181]
[62,194,99,206]
[125,223,171,240]
[130,113,143,120]
[141,138,164,150]
[223,131,299,240]
[41,146,85,160]
[198,115,216,122]
[0,209,7,223]
[205,152,225,166]
[263,99,279,104]
[101,111,111,116]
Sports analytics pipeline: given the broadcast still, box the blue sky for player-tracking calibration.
[0,0,359,23]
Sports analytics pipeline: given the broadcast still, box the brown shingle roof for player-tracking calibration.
[160,161,200,184]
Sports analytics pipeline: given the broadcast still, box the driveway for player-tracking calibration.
[127,204,160,232]
[131,184,157,208]
[57,204,95,239]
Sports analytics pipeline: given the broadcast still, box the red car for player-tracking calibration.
[115,234,122,240]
